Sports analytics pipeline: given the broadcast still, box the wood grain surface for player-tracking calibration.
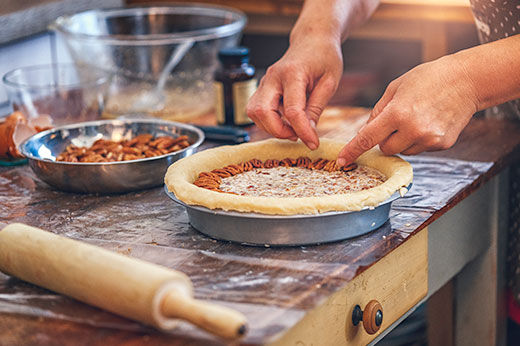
[270,228,428,346]
[0,107,519,345]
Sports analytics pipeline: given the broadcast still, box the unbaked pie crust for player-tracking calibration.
[164,138,413,215]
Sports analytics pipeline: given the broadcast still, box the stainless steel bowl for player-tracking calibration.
[20,119,204,194]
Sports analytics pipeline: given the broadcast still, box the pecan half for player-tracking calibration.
[194,178,220,189]
[241,161,254,171]
[198,171,222,183]
[340,163,358,172]
[280,158,297,167]
[248,158,263,168]
[296,156,311,168]
[311,158,328,170]
[263,159,280,168]
[211,168,233,178]
[323,160,339,172]
[224,164,244,175]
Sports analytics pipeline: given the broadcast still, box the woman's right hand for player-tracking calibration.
[246,34,344,150]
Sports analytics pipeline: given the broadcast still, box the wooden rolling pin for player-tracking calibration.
[0,223,247,339]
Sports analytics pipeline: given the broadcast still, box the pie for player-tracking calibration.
[164,138,413,215]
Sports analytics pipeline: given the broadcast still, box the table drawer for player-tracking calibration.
[270,228,428,345]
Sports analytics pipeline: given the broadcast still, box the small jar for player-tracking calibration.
[214,47,256,126]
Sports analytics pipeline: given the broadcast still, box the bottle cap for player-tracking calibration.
[218,47,250,65]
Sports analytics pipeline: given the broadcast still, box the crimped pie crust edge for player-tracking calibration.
[164,138,413,215]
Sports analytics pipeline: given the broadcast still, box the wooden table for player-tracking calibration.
[1,107,520,345]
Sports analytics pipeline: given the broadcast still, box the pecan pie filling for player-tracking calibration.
[193,157,386,198]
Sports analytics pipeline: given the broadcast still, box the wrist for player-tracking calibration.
[289,22,342,47]
[444,53,481,113]
[449,37,520,112]
[290,0,379,45]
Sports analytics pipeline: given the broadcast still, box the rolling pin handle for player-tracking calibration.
[161,290,248,340]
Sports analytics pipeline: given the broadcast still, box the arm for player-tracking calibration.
[459,35,520,110]
[246,0,380,150]
[291,0,379,43]
[337,35,520,165]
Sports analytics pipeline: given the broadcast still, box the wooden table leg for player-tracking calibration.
[426,170,509,346]
[427,280,454,346]
[453,170,509,346]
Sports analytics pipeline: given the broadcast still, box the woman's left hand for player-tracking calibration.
[337,54,479,166]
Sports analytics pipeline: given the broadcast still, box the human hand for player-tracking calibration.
[337,55,479,166]
[247,36,343,150]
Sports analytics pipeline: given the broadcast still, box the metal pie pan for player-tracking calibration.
[165,184,411,246]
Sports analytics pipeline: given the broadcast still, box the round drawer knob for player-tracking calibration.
[351,300,383,335]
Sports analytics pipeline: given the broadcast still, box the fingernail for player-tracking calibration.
[337,158,346,167]
[310,120,317,129]
[308,142,317,150]
[289,136,298,141]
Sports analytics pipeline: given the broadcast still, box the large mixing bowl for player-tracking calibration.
[51,5,246,121]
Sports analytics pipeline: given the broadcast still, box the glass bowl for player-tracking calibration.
[51,4,247,121]
[2,63,109,126]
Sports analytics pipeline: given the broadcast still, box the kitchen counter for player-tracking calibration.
[1,107,520,345]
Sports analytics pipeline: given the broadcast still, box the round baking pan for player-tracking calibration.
[164,184,411,246]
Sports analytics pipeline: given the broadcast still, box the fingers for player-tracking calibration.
[367,79,400,123]
[247,76,297,140]
[402,134,457,156]
[281,74,319,150]
[256,108,298,140]
[276,104,298,141]
[378,130,415,156]
[306,76,338,126]
[337,115,397,166]
[401,144,428,156]
[247,58,340,150]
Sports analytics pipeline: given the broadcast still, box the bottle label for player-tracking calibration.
[232,79,257,125]
[214,81,225,125]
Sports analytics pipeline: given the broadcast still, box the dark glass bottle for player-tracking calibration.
[214,47,256,126]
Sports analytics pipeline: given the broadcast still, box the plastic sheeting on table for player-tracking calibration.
[0,156,493,344]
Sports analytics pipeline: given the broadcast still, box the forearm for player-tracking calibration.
[290,0,379,45]
[454,35,520,111]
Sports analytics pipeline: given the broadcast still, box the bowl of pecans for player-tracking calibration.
[19,119,204,193]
